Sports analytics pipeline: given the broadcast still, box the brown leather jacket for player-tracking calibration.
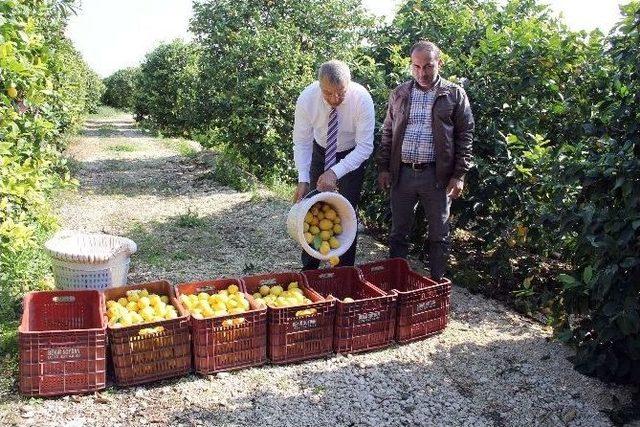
[376,77,474,187]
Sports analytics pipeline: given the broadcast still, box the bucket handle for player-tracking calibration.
[302,189,320,200]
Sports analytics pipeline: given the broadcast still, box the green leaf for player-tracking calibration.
[582,266,593,285]
[558,274,577,288]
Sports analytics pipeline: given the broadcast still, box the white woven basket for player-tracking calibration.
[45,231,137,290]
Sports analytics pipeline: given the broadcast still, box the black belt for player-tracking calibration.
[402,162,435,170]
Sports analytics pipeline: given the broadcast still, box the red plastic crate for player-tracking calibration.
[303,267,396,354]
[19,290,107,397]
[240,271,335,364]
[357,258,452,343]
[175,278,267,375]
[103,280,191,386]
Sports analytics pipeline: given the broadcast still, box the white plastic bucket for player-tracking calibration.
[45,231,137,290]
[286,190,357,261]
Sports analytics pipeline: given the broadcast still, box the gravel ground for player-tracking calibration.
[1,112,636,427]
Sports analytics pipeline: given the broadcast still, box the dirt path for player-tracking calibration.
[0,111,636,427]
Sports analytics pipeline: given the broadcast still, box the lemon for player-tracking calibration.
[288,282,299,290]
[319,219,333,231]
[106,300,117,309]
[228,284,239,294]
[321,203,331,212]
[325,209,337,220]
[218,289,229,296]
[160,295,169,304]
[319,230,332,241]
[304,232,314,244]
[226,299,239,310]
[319,241,330,255]
[127,292,140,303]
[329,237,340,249]
[252,292,262,300]
[334,216,341,224]
[149,295,162,307]
[310,216,319,226]
[317,211,325,220]
[137,296,151,310]
[309,225,320,235]
[259,285,271,296]
[125,301,137,312]
[140,289,149,297]
[333,224,343,234]
[7,86,18,99]
[303,222,310,232]
[270,285,283,296]
[165,311,178,320]
[155,305,167,317]
[304,212,313,223]
[117,297,128,307]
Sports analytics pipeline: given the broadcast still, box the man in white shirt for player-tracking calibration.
[293,60,375,269]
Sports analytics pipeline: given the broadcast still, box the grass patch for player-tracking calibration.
[127,223,166,267]
[88,105,123,119]
[106,143,136,152]
[174,208,206,228]
[162,138,199,158]
[267,178,295,201]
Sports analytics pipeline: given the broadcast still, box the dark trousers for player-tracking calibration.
[388,164,451,280]
[301,142,366,270]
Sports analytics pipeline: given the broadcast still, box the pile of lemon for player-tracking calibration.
[303,202,342,256]
[252,281,317,316]
[179,284,250,325]
[106,289,178,328]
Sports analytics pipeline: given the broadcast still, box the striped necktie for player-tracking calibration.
[325,108,338,171]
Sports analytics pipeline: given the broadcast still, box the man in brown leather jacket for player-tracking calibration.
[376,40,474,280]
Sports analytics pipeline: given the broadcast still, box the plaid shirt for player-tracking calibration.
[401,85,436,163]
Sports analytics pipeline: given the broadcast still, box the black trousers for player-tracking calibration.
[301,142,367,270]
[388,164,451,280]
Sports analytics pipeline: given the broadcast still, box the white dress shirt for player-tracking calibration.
[293,81,375,182]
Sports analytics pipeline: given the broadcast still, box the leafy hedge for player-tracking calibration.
[132,39,201,133]
[558,3,640,383]
[101,67,139,111]
[0,0,102,319]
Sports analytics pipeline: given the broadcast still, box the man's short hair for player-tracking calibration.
[409,40,441,59]
[318,60,351,86]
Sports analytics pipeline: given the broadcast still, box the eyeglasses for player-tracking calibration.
[321,88,347,99]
